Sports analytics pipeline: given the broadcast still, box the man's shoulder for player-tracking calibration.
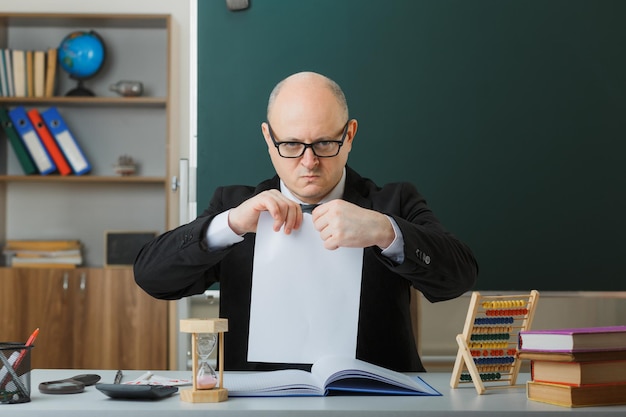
[346,167,417,197]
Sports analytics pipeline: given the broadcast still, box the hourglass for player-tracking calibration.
[196,333,217,389]
[179,318,229,403]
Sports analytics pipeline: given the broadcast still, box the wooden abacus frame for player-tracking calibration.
[450,290,539,394]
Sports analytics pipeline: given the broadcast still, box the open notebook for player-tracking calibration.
[223,356,441,397]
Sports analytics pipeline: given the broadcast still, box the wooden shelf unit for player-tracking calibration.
[0,12,174,370]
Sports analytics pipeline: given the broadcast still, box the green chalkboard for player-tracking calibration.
[197,0,626,291]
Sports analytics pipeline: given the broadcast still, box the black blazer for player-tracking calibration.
[134,166,478,372]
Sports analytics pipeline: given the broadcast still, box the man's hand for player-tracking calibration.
[311,200,395,250]
[228,190,304,235]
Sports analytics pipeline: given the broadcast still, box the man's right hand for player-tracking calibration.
[228,190,304,235]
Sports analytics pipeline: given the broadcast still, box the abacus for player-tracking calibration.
[450,290,539,394]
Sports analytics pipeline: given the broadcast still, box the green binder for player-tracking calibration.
[0,107,37,175]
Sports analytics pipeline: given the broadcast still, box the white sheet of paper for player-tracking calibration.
[248,211,363,364]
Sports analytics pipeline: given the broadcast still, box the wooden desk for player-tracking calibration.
[9,369,626,416]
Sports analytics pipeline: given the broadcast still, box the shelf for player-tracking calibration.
[0,175,166,184]
[0,97,167,107]
[0,13,170,28]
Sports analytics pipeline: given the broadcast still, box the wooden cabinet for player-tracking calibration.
[78,268,169,370]
[0,267,168,370]
[0,267,75,368]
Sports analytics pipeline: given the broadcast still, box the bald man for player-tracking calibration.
[134,72,478,372]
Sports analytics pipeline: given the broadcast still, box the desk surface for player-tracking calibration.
[7,369,626,416]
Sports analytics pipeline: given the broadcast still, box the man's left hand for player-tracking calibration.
[311,200,395,250]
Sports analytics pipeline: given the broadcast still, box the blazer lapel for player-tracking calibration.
[343,166,373,209]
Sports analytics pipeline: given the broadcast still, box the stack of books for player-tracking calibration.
[0,48,57,98]
[3,239,83,268]
[519,326,626,407]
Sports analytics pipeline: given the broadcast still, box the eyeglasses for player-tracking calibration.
[267,121,349,158]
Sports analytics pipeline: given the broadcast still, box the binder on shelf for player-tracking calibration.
[12,50,26,97]
[27,108,72,175]
[44,47,57,98]
[41,106,91,175]
[7,106,56,175]
[0,107,38,175]
[3,49,14,97]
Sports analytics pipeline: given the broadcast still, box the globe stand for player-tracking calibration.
[59,30,106,97]
[66,78,95,97]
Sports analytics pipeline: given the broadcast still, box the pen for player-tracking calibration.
[114,370,123,384]
[25,328,40,347]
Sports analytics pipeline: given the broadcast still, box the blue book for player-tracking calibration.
[7,106,56,175]
[40,107,91,175]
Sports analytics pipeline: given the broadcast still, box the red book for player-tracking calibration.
[27,109,72,175]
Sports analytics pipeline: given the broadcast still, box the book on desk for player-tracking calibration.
[519,326,626,407]
[222,356,441,397]
[518,326,626,352]
[524,354,626,407]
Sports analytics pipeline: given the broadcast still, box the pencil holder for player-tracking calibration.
[0,343,33,404]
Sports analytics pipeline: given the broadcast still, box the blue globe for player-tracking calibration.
[58,31,106,80]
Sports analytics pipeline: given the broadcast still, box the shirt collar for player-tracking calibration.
[280,168,346,204]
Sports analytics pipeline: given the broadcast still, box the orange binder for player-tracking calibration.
[27,108,72,175]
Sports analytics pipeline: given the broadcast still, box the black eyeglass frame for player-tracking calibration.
[267,120,350,158]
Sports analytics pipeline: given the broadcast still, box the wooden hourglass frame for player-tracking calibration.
[180,318,229,403]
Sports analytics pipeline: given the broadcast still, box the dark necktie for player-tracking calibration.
[300,203,320,214]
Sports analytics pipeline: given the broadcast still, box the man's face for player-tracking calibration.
[261,78,355,204]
